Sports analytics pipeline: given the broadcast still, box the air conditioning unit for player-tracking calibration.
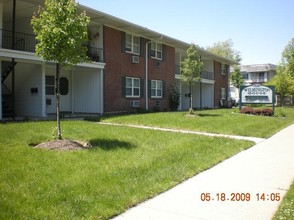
[156,60,160,67]
[130,100,140,108]
[131,55,139,63]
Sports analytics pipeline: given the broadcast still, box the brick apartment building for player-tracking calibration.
[0,0,236,120]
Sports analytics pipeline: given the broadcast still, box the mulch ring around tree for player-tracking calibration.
[34,139,92,151]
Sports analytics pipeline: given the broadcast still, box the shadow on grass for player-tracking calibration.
[197,113,222,117]
[89,138,136,151]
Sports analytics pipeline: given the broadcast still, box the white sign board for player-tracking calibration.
[240,85,274,104]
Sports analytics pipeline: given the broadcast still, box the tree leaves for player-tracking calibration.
[31,0,90,67]
[230,65,244,89]
[181,44,203,84]
[206,39,241,63]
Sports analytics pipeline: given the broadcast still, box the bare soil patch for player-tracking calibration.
[34,139,92,151]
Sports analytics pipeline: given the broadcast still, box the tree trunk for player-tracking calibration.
[190,83,193,110]
[56,63,62,140]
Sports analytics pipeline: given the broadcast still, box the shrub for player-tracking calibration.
[254,109,262,116]
[170,85,180,111]
[240,106,254,114]
[275,108,287,118]
[262,108,273,116]
[84,115,101,122]
[240,107,274,117]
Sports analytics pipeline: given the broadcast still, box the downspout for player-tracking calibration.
[11,0,16,118]
[145,40,151,110]
[199,55,202,109]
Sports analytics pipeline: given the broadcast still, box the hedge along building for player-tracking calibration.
[0,0,236,120]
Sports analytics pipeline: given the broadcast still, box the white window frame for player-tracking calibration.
[151,80,163,98]
[221,87,226,100]
[126,77,140,98]
[125,33,140,55]
[151,42,162,60]
[221,63,226,75]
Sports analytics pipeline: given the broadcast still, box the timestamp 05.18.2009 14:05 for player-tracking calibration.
[200,192,281,202]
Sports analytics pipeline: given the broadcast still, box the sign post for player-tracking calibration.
[239,85,275,114]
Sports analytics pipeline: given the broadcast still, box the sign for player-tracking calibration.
[240,85,274,104]
[239,84,275,112]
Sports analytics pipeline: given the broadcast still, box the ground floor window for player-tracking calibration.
[45,76,55,95]
[221,87,227,100]
[126,77,140,97]
[151,80,162,98]
[45,76,69,96]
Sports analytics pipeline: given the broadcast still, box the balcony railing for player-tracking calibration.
[175,66,214,81]
[201,71,214,80]
[1,29,103,62]
[86,46,103,62]
[1,29,36,52]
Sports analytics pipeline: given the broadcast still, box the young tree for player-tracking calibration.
[267,66,294,106]
[281,38,294,77]
[230,65,244,89]
[31,0,90,140]
[181,44,203,111]
[206,39,241,63]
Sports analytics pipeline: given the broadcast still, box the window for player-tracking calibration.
[151,80,162,98]
[60,77,69,95]
[258,72,265,82]
[242,72,249,80]
[45,76,69,96]
[221,87,226,100]
[221,63,226,75]
[46,76,55,95]
[125,33,140,54]
[151,42,162,60]
[126,77,140,97]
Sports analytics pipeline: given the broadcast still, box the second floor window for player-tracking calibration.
[125,33,140,54]
[221,63,227,75]
[151,42,162,60]
[242,72,249,80]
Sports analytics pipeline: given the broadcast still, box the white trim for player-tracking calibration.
[201,79,215,84]
[0,61,2,120]
[41,63,46,117]
[0,48,106,69]
[100,69,104,114]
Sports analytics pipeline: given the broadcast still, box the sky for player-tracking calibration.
[78,0,294,65]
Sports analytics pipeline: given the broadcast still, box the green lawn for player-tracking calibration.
[273,181,294,220]
[101,107,294,138]
[0,120,253,219]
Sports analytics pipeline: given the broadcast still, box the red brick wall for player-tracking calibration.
[103,26,175,113]
[214,61,229,107]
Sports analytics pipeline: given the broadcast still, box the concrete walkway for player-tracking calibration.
[110,123,294,220]
[99,122,265,144]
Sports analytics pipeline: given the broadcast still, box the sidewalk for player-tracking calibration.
[99,122,265,144]
[112,124,294,220]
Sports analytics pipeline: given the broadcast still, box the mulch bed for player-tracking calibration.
[34,139,92,151]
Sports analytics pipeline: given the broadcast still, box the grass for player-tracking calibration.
[101,107,294,138]
[273,181,294,220]
[0,120,253,219]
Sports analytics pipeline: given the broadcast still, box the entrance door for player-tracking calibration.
[45,75,71,114]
